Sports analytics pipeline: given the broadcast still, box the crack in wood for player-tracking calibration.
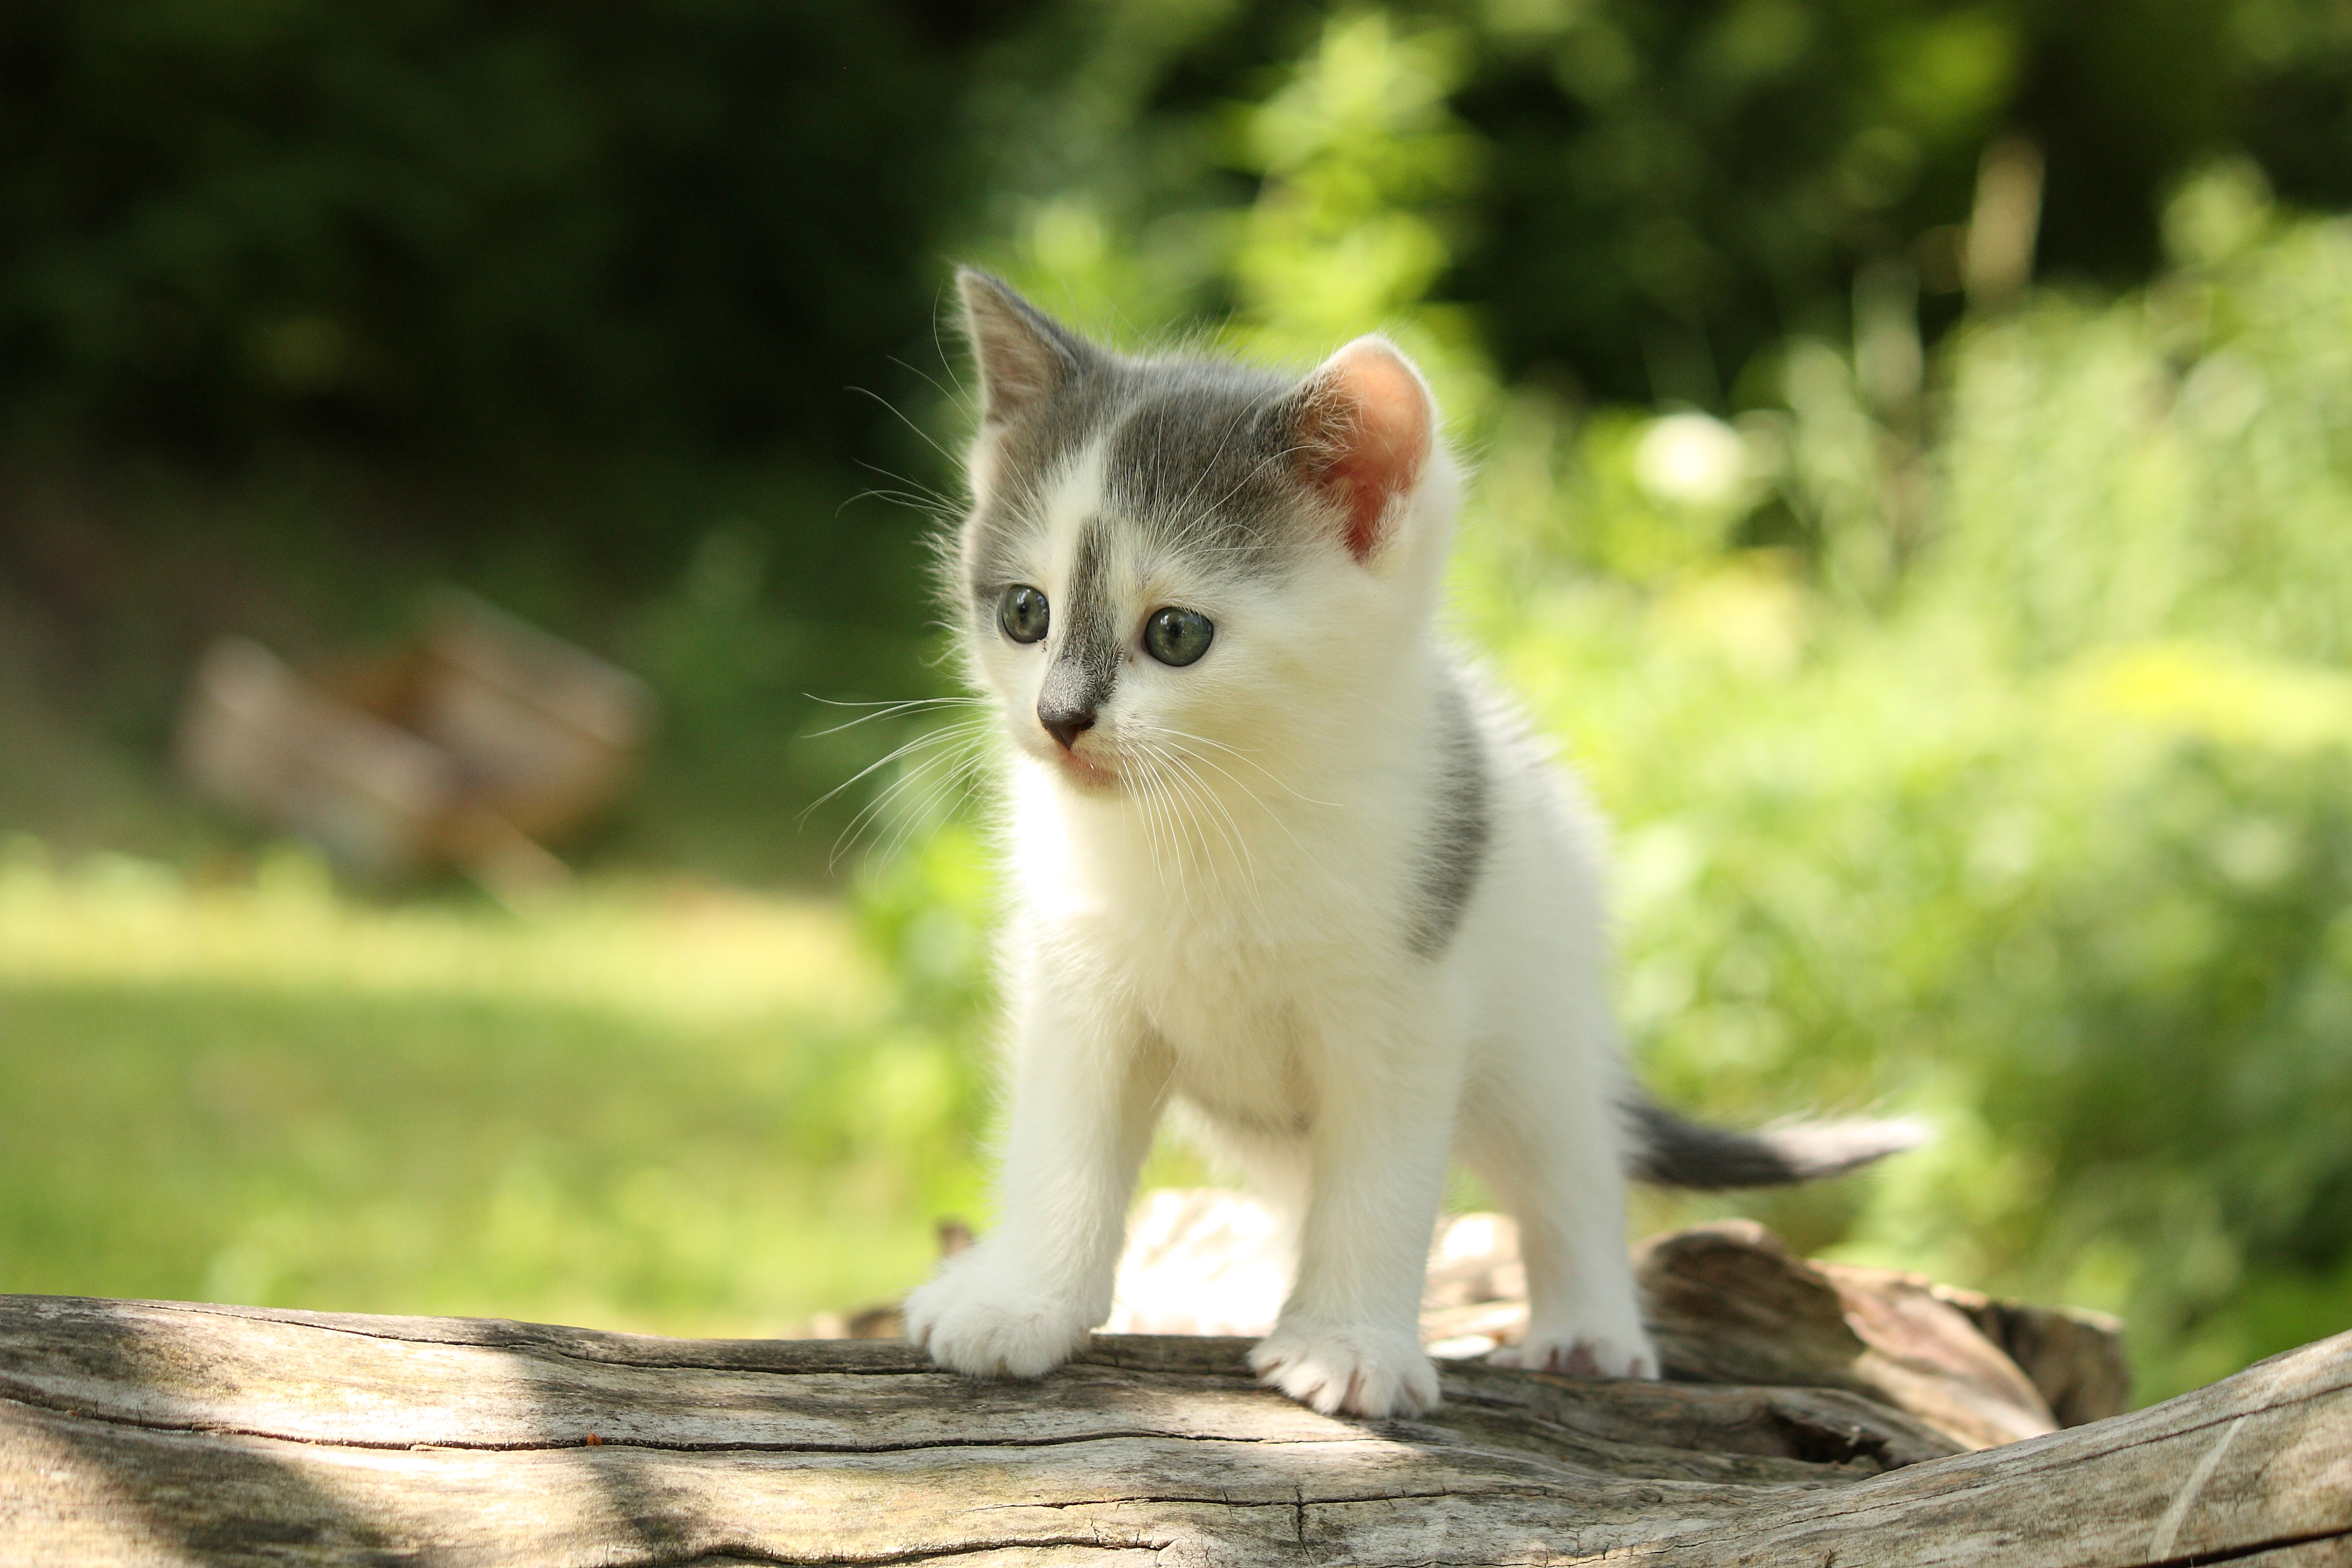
[1640,1372,2352,1553]
[2136,1525,2352,1568]
[977,1488,1519,1513]
[624,1539,1174,1567]
[2149,1413,2249,1559]
[0,1387,1371,1458]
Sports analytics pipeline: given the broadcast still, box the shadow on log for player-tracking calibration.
[2,1281,2347,1566]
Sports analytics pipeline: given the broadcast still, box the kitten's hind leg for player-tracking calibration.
[1163,1098,1313,1231]
[1461,1045,1658,1381]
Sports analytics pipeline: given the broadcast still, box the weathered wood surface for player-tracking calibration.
[3,1291,2346,1567]
[1635,1220,2127,1448]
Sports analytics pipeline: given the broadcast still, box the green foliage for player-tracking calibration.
[973,0,2352,406]
[1932,162,2352,665]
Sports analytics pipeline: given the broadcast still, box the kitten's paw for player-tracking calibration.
[1248,1322,1440,1418]
[1490,1328,1659,1380]
[902,1256,1091,1380]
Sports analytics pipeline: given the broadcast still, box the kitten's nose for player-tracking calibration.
[1038,701,1096,752]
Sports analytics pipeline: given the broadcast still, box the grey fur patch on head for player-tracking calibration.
[1035,517,1121,731]
[955,270,1332,617]
[1099,363,1310,576]
[958,294,1124,615]
[1407,669,1492,956]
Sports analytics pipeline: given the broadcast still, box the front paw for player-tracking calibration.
[902,1254,1092,1380]
[1249,1322,1440,1418]
[1490,1327,1659,1380]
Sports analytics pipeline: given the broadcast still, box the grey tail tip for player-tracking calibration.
[1627,1100,1929,1191]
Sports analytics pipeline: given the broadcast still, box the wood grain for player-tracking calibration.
[2,1292,2344,1567]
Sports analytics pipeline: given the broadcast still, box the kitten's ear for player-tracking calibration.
[956,268,1091,426]
[1279,336,1435,564]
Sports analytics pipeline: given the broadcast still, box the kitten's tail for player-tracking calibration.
[1625,1099,1926,1190]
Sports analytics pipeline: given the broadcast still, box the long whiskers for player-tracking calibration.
[803,694,988,738]
[1161,748,1256,874]
[815,717,997,870]
[1138,738,1214,893]
[1156,725,1340,810]
[800,718,986,820]
[1141,727,1325,866]
[845,385,963,472]
[861,734,994,868]
[1126,734,1287,928]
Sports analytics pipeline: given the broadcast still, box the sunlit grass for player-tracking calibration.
[0,847,889,1026]
[0,846,984,1336]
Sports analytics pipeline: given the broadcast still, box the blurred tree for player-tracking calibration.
[969,0,2352,409]
[7,0,2349,530]
[0,0,1036,573]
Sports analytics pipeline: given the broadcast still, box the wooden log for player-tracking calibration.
[1636,1220,2086,1449]
[2,1292,2345,1567]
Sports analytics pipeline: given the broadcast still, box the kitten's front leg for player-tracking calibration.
[904,977,1164,1380]
[1249,1015,1459,1419]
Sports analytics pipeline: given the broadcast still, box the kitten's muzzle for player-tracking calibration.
[1038,699,1096,752]
[1036,654,1108,753]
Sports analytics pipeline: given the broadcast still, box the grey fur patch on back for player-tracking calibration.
[1407,671,1492,956]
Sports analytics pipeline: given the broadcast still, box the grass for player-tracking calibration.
[0,844,987,1335]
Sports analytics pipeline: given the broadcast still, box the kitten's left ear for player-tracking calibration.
[956,267,1095,427]
[1278,336,1435,564]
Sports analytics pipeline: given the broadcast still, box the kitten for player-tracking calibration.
[902,269,1917,1418]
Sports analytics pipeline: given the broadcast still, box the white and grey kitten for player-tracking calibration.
[902,270,1914,1418]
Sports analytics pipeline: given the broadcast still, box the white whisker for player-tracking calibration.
[802,718,992,823]
[804,696,988,738]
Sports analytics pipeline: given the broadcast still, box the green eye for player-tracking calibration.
[998,585,1049,644]
[1144,606,1214,667]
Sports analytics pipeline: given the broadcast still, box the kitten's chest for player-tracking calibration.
[1091,870,1368,1094]
[1032,773,1420,1080]
[1119,914,1314,1119]
[1127,913,1290,1041]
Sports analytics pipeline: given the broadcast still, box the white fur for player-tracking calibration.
[903,352,1659,1419]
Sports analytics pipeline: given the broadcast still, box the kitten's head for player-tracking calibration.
[952,269,1458,799]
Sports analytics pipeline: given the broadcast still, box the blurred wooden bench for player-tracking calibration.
[177,589,656,893]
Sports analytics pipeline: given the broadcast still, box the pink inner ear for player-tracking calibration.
[1304,341,1432,563]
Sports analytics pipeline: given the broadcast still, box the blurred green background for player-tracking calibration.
[5,0,2352,1403]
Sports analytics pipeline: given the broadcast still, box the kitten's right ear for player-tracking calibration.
[956,268,1089,426]
[1278,335,1435,564]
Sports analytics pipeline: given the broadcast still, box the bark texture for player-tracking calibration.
[3,1289,2346,1567]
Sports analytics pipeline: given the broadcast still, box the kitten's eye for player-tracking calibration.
[1144,606,1214,667]
[998,585,1049,644]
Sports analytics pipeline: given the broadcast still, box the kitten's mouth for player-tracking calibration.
[1053,746,1122,791]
